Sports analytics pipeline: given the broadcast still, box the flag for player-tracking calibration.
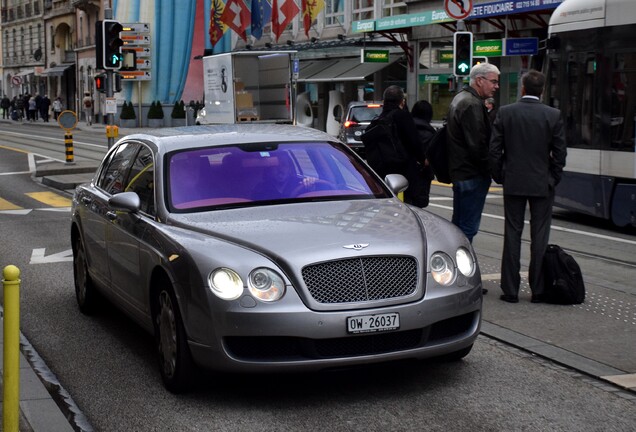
[209,0,228,47]
[272,0,299,42]
[251,0,272,40]
[220,0,251,41]
[301,0,324,37]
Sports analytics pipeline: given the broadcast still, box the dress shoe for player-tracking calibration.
[499,294,519,303]
[531,294,546,303]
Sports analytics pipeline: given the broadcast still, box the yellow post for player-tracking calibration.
[3,265,20,432]
[64,132,74,164]
[106,125,119,139]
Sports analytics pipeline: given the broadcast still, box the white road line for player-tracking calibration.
[0,171,31,175]
[428,202,636,246]
[0,130,105,149]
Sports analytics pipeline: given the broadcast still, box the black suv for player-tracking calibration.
[338,101,383,155]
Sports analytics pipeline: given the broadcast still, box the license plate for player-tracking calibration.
[347,312,400,334]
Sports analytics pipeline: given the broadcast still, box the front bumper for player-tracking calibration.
[187,281,482,373]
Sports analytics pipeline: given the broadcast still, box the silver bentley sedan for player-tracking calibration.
[70,124,482,393]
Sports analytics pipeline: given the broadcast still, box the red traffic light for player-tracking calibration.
[94,73,107,93]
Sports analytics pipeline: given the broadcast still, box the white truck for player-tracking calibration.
[196,51,297,125]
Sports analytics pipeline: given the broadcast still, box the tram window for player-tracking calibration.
[564,52,597,149]
[610,52,636,151]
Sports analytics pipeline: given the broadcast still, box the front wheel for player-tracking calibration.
[154,284,195,393]
[73,237,98,314]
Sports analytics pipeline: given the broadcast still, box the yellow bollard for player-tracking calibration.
[3,265,20,432]
[106,125,119,139]
[64,132,74,164]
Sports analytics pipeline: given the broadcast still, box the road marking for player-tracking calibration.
[0,197,22,210]
[26,191,72,207]
[482,271,528,281]
[0,171,31,175]
[30,248,73,264]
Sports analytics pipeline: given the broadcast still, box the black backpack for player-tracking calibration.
[543,244,585,304]
[361,110,409,175]
[426,124,451,184]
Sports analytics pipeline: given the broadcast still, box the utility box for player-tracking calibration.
[197,51,296,124]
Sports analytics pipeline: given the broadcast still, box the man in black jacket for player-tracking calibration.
[489,69,567,303]
[369,85,428,207]
[447,62,500,243]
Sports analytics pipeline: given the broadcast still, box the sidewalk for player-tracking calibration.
[2,120,635,431]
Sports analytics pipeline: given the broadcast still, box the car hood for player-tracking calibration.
[167,199,428,263]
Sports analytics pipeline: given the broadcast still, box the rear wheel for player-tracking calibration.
[73,237,98,314]
[154,284,195,393]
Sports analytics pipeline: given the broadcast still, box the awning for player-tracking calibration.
[297,57,398,83]
[15,69,34,77]
[42,64,74,76]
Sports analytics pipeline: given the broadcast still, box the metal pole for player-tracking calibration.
[3,265,21,432]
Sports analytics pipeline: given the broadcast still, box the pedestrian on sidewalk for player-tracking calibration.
[40,95,51,122]
[28,96,37,121]
[15,95,25,121]
[489,69,567,304]
[410,99,436,207]
[52,97,63,120]
[1,95,10,119]
[446,62,500,243]
[82,92,93,125]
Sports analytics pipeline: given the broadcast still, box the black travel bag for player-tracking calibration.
[543,244,585,304]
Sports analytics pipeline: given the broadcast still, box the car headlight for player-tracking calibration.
[209,268,243,300]
[456,247,475,277]
[248,268,285,302]
[430,252,455,286]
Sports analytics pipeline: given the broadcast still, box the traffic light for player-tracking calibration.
[473,56,488,66]
[94,73,106,93]
[96,19,123,70]
[453,31,473,77]
[94,73,122,93]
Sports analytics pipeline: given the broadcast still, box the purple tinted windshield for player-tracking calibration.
[168,142,388,211]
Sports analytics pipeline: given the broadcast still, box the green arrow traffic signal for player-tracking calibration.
[453,31,473,77]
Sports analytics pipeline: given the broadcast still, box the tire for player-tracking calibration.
[154,284,195,393]
[434,344,474,362]
[73,237,98,315]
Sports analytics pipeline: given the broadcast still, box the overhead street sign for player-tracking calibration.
[120,70,151,81]
[445,0,474,20]
[122,22,150,33]
[119,22,151,80]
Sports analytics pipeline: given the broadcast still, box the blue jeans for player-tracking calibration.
[451,175,491,243]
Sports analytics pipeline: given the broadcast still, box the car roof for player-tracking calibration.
[119,124,340,153]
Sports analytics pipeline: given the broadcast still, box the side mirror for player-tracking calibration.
[384,174,408,195]
[109,191,141,213]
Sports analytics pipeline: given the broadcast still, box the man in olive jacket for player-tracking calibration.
[446,63,500,243]
[489,69,567,303]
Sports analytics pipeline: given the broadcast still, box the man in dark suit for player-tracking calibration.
[489,70,567,303]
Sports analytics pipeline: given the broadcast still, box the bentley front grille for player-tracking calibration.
[301,256,418,304]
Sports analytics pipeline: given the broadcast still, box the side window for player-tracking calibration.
[564,52,597,149]
[610,51,636,151]
[124,145,155,215]
[97,143,140,195]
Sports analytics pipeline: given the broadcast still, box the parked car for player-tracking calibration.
[338,101,383,155]
[71,124,483,393]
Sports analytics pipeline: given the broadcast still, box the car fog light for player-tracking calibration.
[209,268,243,300]
[248,268,285,302]
[456,247,475,276]
[430,252,455,286]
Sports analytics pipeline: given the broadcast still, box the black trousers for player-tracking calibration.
[500,191,554,297]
